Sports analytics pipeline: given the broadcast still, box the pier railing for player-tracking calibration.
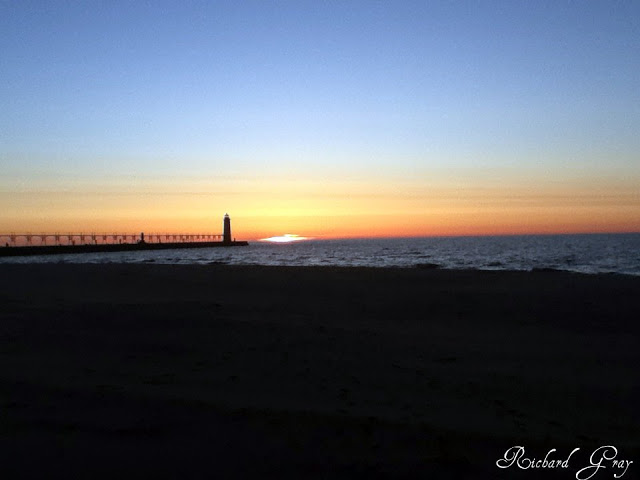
[0,233,223,248]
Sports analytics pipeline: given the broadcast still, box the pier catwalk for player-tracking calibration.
[0,214,248,257]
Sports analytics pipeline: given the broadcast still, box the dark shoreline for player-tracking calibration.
[1,264,638,478]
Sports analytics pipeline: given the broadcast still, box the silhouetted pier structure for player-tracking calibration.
[0,232,223,247]
[0,215,248,257]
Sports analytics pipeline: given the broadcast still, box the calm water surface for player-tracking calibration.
[2,234,639,276]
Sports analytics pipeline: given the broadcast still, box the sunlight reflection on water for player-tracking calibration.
[2,234,639,276]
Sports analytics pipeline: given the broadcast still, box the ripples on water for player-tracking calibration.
[2,234,639,276]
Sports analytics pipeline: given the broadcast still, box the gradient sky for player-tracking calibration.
[1,1,639,239]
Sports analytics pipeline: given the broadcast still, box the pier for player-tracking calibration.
[0,233,248,257]
[0,215,249,257]
[0,232,224,247]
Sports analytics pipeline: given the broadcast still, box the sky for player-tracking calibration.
[1,0,639,240]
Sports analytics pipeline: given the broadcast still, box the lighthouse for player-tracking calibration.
[223,213,232,244]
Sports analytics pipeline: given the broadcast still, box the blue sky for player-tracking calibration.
[1,1,639,236]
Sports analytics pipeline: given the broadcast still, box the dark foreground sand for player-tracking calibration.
[1,264,638,479]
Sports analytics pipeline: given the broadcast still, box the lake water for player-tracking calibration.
[2,233,639,276]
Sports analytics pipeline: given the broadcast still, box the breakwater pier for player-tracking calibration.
[0,233,248,257]
[0,214,248,257]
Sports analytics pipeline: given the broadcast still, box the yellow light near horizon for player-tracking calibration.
[1,169,638,238]
[260,234,310,243]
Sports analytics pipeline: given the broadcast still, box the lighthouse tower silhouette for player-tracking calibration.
[223,213,232,244]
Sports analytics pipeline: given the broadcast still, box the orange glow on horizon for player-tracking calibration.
[1,170,638,240]
[1,207,638,241]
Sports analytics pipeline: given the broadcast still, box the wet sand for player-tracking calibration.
[1,264,638,478]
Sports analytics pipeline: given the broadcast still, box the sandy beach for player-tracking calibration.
[1,263,638,478]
